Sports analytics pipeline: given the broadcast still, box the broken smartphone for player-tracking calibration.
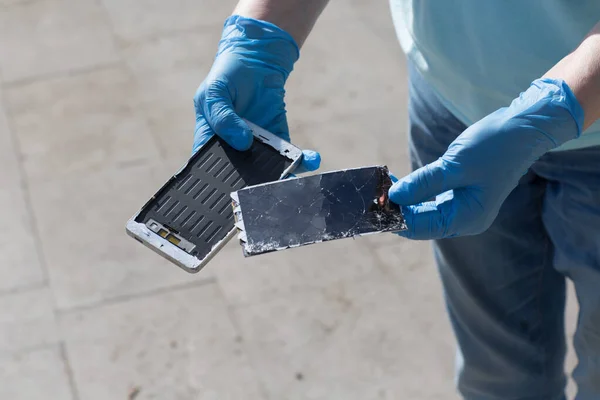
[231,165,407,256]
[126,121,303,273]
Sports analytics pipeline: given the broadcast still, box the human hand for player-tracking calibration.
[193,15,320,172]
[389,79,584,240]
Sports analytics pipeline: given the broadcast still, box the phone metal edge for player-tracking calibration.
[243,119,304,162]
[231,164,386,195]
[230,191,249,256]
[125,121,302,274]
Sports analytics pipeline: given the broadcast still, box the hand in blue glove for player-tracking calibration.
[389,79,584,240]
[193,15,320,172]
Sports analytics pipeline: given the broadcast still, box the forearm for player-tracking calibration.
[233,0,329,47]
[544,21,600,130]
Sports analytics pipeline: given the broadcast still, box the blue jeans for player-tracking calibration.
[408,62,600,400]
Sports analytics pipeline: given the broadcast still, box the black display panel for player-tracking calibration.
[234,166,407,255]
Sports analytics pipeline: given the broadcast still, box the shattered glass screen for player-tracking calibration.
[236,166,407,255]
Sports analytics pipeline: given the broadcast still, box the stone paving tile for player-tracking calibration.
[362,230,412,251]
[372,239,435,283]
[100,0,232,43]
[234,271,456,400]
[0,87,20,188]
[0,0,118,83]
[4,66,161,183]
[286,5,407,128]
[0,346,74,400]
[232,285,352,399]
[294,111,411,177]
[208,234,384,307]
[0,0,29,6]
[372,241,454,351]
[0,287,58,354]
[0,188,46,292]
[122,29,220,161]
[27,161,207,310]
[59,283,265,400]
[0,96,44,292]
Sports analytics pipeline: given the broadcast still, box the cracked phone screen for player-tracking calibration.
[235,166,407,255]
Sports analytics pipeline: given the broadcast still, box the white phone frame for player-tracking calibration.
[125,120,303,273]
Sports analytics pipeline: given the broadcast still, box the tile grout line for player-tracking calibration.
[212,277,273,400]
[56,276,216,315]
[0,85,84,398]
[1,61,123,89]
[0,281,47,298]
[0,342,57,358]
[0,90,52,295]
[87,0,172,162]
[91,0,222,46]
[1,2,221,90]
[59,341,81,400]
[1,88,80,400]
[93,0,171,162]
[0,0,41,11]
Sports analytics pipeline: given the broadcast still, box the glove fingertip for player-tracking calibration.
[390,161,451,206]
[398,203,436,241]
[388,180,410,205]
[216,117,253,150]
[228,128,254,151]
[301,149,321,172]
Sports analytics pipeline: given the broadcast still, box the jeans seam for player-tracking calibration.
[535,231,553,387]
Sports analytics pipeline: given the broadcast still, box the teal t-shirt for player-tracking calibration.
[390,0,600,151]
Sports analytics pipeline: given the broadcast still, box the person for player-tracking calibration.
[192,1,600,398]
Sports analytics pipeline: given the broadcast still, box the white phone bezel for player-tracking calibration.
[125,120,303,273]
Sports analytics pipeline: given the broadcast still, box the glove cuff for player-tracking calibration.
[532,78,585,141]
[219,15,300,79]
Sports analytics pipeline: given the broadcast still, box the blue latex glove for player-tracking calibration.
[389,78,584,240]
[193,15,320,172]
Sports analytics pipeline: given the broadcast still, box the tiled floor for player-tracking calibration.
[0,0,579,399]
